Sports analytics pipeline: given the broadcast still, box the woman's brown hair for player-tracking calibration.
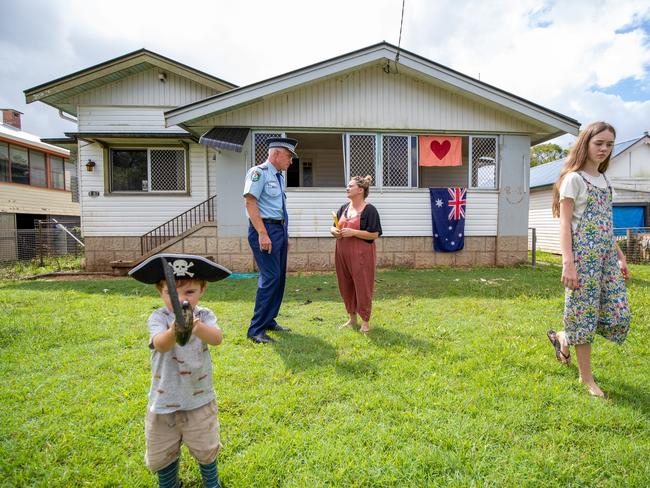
[551,121,616,217]
[351,175,373,199]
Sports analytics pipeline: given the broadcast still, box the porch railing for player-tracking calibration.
[141,195,216,255]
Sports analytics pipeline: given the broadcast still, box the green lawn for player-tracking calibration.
[1,264,649,487]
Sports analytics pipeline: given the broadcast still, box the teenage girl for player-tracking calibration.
[547,121,631,398]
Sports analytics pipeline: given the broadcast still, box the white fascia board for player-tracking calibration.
[25,57,145,103]
[26,54,232,105]
[165,47,394,127]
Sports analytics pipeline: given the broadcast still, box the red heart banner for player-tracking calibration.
[419,136,462,167]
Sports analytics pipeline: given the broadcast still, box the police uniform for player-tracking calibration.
[243,138,296,341]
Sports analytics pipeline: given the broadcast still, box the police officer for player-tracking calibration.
[243,137,298,344]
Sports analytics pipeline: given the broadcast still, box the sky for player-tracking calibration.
[1,0,649,148]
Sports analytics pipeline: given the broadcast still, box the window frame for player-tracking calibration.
[468,135,499,190]
[108,146,188,194]
[344,132,418,189]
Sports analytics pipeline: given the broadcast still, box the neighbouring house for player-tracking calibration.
[25,43,580,272]
[529,132,650,253]
[0,109,79,262]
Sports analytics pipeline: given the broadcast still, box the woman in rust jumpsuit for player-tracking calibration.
[330,175,382,333]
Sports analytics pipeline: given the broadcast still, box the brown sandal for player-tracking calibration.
[547,329,570,366]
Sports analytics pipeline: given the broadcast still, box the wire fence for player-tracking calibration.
[0,225,84,265]
[528,226,650,265]
[614,227,650,264]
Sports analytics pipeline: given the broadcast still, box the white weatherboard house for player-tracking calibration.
[26,43,580,272]
[529,132,650,254]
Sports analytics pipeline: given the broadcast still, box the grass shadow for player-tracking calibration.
[364,326,437,353]
[605,380,650,418]
[270,332,337,373]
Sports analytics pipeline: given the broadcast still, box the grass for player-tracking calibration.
[0,255,84,280]
[1,264,649,487]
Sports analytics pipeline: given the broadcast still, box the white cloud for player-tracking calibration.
[1,0,648,144]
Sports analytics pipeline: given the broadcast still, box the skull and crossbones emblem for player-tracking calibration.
[169,259,194,277]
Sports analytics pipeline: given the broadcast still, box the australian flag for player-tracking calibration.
[429,187,467,252]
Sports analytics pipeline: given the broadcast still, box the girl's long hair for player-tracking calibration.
[551,121,616,217]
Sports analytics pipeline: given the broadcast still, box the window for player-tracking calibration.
[382,135,411,187]
[253,132,283,165]
[50,156,65,189]
[0,142,71,189]
[346,134,376,183]
[10,145,29,184]
[109,148,186,193]
[469,136,498,189]
[345,133,416,188]
[0,142,8,182]
[30,151,47,187]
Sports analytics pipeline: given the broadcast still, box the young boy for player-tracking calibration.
[129,253,231,488]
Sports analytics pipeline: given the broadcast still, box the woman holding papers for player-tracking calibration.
[330,175,382,333]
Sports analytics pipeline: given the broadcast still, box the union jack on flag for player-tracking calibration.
[447,187,466,220]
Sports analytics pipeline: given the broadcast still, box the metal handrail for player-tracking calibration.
[140,195,216,255]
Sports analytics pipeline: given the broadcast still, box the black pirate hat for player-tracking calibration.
[128,253,231,284]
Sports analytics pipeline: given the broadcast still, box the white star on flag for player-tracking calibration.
[435,199,443,207]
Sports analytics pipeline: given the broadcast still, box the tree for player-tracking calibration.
[530,143,568,167]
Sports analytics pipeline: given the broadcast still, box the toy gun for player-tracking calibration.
[161,257,194,346]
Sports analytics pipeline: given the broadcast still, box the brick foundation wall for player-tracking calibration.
[84,229,528,272]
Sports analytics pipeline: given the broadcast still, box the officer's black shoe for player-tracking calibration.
[267,324,291,332]
[248,333,275,344]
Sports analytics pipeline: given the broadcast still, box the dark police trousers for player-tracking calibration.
[247,221,288,337]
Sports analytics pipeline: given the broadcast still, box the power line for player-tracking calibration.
[395,0,406,65]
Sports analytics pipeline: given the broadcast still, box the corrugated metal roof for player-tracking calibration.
[0,123,70,156]
[529,135,645,188]
[199,127,250,152]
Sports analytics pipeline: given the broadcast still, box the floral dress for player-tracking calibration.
[563,174,630,345]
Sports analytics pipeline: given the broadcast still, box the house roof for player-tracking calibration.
[165,42,580,144]
[530,133,650,188]
[0,123,70,157]
[24,49,237,115]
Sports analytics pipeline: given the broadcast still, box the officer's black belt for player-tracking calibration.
[261,218,285,225]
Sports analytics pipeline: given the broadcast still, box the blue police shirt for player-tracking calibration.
[243,161,285,220]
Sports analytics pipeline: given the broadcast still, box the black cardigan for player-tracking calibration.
[336,203,383,243]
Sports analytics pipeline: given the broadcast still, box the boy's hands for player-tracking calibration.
[192,317,223,346]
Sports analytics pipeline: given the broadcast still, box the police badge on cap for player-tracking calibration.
[128,253,231,284]
[267,137,298,158]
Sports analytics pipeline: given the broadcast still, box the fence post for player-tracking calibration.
[626,229,633,263]
[528,227,536,266]
[38,220,44,267]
